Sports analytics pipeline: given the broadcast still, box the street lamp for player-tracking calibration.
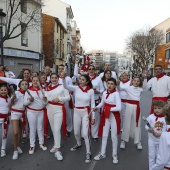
[0,9,6,65]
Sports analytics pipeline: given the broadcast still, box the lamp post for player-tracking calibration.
[0,9,6,66]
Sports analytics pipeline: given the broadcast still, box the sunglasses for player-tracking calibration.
[88,68,95,70]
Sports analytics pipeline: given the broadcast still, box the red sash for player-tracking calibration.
[150,97,167,114]
[48,101,67,135]
[121,99,127,103]
[0,113,9,139]
[98,103,120,137]
[69,95,74,109]
[126,100,140,127]
[74,106,90,113]
[27,106,44,111]
[11,108,26,135]
[164,167,170,170]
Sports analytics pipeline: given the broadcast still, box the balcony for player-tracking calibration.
[67,34,73,46]
[67,19,72,31]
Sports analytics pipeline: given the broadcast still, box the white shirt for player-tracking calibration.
[151,125,170,170]
[0,96,10,114]
[119,85,143,101]
[145,114,166,143]
[99,71,118,81]
[12,91,25,110]
[145,75,170,97]
[5,71,15,78]
[58,76,73,86]
[46,75,50,83]
[97,90,121,112]
[45,85,70,104]
[119,81,131,99]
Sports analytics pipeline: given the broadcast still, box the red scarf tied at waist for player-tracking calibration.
[150,97,167,114]
[0,113,9,139]
[98,103,121,137]
[48,101,67,135]
[126,100,140,127]
[11,108,26,135]
[154,113,165,121]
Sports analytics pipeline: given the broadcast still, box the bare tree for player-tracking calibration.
[1,0,42,42]
[126,27,164,74]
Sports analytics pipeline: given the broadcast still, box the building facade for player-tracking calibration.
[1,0,43,76]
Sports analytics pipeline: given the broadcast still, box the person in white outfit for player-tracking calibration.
[0,84,10,157]
[118,72,131,129]
[4,66,15,78]
[93,78,121,164]
[120,76,143,150]
[10,80,29,160]
[45,73,70,161]
[24,76,47,154]
[101,70,112,90]
[150,104,170,170]
[62,73,95,164]
[145,100,167,169]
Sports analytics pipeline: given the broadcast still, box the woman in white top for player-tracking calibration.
[101,70,112,90]
[45,73,70,161]
[62,73,95,164]
[10,80,28,160]
[24,76,47,155]
[119,76,143,150]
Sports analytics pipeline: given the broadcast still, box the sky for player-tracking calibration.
[44,0,170,54]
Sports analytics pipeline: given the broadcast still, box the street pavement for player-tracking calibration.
[0,91,152,170]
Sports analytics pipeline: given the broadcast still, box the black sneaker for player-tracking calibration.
[66,132,71,137]
[85,153,91,163]
[81,137,84,141]
[93,138,98,142]
[70,144,82,151]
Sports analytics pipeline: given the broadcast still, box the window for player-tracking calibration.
[166,49,170,59]
[56,39,58,54]
[21,23,28,47]
[166,33,170,43]
[21,0,27,14]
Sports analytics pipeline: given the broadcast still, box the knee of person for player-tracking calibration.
[111,136,117,141]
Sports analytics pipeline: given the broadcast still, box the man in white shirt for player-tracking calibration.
[4,66,15,78]
[44,66,51,83]
[98,63,118,80]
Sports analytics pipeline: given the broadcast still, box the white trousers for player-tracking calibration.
[91,109,100,138]
[65,101,73,132]
[148,139,159,169]
[74,108,90,153]
[121,103,141,144]
[46,104,63,148]
[101,113,118,156]
[0,119,7,150]
[120,102,126,129]
[27,110,44,147]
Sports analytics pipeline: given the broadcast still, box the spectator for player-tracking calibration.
[4,66,15,78]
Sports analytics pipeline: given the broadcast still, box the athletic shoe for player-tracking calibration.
[1,150,6,157]
[70,144,82,151]
[50,146,56,153]
[94,153,106,160]
[92,138,98,142]
[55,151,63,161]
[40,144,47,151]
[17,147,23,154]
[29,147,35,154]
[22,137,27,144]
[12,151,18,160]
[85,153,91,164]
[137,142,143,150]
[113,155,118,164]
[120,141,125,149]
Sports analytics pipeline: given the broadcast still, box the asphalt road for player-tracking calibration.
[0,91,152,170]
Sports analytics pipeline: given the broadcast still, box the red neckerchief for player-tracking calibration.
[41,82,48,89]
[122,79,130,84]
[167,128,170,132]
[154,113,165,121]
[106,89,116,99]
[58,75,62,79]
[46,84,61,91]
[29,86,40,97]
[89,74,97,81]
[0,95,8,102]
[78,85,91,93]
[155,73,164,80]
[18,89,26,94]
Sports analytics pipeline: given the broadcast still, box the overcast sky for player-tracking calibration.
[45,0,170,54]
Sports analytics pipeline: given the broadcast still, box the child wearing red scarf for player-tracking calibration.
[93,78,121,164]
[145,100,166,169]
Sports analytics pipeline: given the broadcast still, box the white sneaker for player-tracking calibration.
[137,142,143,150]
[113,155,118,164]
[29,147,35,154]
[55,151,63,161]
[50,146,56,153]
[1,150,6,157]
[40,144,47,151]
[17,147,23,154]
[12,151,18,160]
[120,141,125,149]
[94,153,106,160]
